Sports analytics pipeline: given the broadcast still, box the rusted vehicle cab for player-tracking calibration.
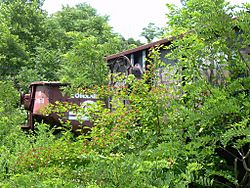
[21,81,98,133]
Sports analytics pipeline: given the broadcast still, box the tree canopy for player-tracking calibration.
[141,22,164,43]
[0,1,141,91]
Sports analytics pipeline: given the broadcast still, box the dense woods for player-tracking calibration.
[0,0,135,90]
[0,0,249,187]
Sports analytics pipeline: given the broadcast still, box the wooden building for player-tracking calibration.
[106,36,249,86]
[105,37,178,86]
[106,38,175,72]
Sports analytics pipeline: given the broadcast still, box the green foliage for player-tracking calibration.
[141,22,164,43]
[1,0,46,51]
[0,0,249,187]
[0,1,128,89]
[0,11,27,79]
[59,33,109,88]
[126,37,143,47]
[162,0,250,187]
[52,3,113,44]
[51,3,130,87]
[0,0,49,84]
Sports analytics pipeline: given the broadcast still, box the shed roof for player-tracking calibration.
[29,81,68,86]
[105,37,175,61]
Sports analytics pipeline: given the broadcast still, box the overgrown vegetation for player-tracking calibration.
[0,0,137,90]
[0,0,249,187]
